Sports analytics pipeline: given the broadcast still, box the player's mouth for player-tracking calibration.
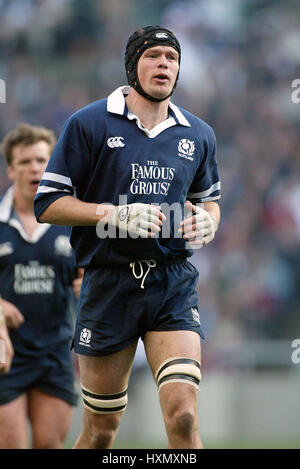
[153,73,169,83]
[30,179,41,191]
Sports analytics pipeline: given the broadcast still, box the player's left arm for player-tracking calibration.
[181,123,221,248]
[202,200,220,227]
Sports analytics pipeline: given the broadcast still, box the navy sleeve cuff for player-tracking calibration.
[34,192,71,223]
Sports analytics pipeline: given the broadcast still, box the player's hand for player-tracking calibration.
[109,203,166,238]
[0,298,24,329]
[72,268,84,299]
[178,201,218,249]
[0,323,14,374]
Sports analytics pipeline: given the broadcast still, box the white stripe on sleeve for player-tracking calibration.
[43,172,73,187]
[187,181,221,199]
[37,186,71,194]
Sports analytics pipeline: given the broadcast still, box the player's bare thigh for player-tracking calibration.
[144,330,202,447]
[78,341,138,392]
[144,330,201,373]
[0,394,28,448]
[144,329,201,405]
[27,389,72,449]
[144,331,201,413]
[77,341,138,427]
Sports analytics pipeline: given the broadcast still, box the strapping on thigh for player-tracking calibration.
[155,357,201,391]
[81,384,128,414]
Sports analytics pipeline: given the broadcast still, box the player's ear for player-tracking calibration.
[7,165,14,181]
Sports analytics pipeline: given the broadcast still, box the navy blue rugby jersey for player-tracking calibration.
[34,86,220,268]
[0,187,76,357]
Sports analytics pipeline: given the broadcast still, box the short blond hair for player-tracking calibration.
[1,123,56,166]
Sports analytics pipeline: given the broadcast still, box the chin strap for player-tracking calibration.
[134,76,176,103]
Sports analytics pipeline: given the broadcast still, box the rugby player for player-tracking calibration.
[34,26,221,449]
[0,124,81,448]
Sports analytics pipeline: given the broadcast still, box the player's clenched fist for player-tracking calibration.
[179,200,218,249]
[110,203,166,238]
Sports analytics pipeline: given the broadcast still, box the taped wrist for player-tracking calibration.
[115,205,131,230]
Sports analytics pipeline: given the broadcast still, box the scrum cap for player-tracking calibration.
[125,25,181,102]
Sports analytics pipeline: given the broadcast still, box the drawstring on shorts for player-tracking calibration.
[130,260,157,289]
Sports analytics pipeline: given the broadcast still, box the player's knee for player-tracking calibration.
[86,413,121,449]
[89,427,115,449]
[168,407,197,439]
[155,357,200,440]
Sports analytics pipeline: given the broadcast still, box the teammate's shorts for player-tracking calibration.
[72,259,205,357]
[0,341,78,406]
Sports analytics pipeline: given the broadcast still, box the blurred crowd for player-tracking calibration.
[0,0,299,355]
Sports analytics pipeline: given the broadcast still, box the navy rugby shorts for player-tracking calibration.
[0,341,77,406]
[73,259,205,356]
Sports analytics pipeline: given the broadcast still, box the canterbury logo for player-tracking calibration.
[156,33,169,39]
[107,136,125,148]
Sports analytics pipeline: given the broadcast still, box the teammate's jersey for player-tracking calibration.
[34,86,220,268]
[0,187,76,357]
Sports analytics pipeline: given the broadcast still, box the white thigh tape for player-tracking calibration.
[155,357,201,391]
[81,384,128,414]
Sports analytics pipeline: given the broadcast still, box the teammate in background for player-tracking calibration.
[34,26,221,449]
[0,124,82,449]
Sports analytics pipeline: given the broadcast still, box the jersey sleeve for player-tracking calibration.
[187,128,220,204]
[34,115,90,221]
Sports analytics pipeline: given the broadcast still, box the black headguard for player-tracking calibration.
[125,25,181,102]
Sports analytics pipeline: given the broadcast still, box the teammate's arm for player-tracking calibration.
[0,297,24,329]
[0,305,14,374]
[72,268,84,299]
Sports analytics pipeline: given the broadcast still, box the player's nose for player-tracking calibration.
[29,159,43,173]
[158,54,168,68]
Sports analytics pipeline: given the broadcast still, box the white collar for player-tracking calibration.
[107,86,191,127]
[0,186,51,243]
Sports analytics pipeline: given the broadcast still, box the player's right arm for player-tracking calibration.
[38,196,114,226]
[34,113,165,235]
[39,196,165,237]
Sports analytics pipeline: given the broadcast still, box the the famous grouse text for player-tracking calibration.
[14,261,55,294]
[130,160,175,196]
